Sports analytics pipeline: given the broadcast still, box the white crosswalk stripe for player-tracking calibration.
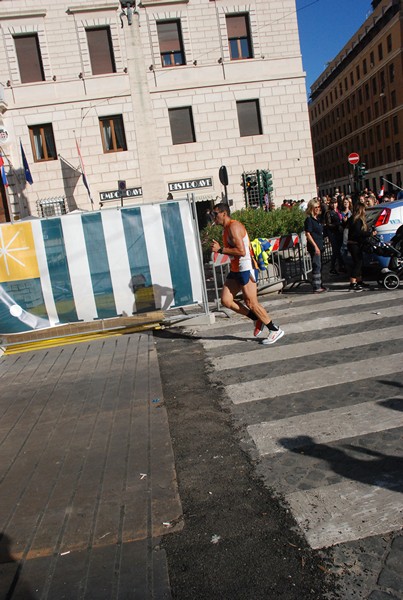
[248,399,403,456]
[214,324,403,370]
[287,482,403,549]
[202,302,403,350]
[191,288,403,549]
[226,352,403,403]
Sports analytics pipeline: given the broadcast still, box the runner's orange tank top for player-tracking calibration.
[223,220,253,273]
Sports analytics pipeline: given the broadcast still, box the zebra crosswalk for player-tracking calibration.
[189,286,403,550]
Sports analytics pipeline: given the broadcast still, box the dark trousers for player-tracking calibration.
[309,250,322,290]
[348,243,363,279]
[328,231,343,270]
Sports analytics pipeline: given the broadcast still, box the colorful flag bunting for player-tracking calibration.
[0,153,8,187]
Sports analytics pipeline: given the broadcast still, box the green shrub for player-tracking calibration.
[200,207,305,258]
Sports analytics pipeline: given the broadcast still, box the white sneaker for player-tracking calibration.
[262,328,284,345]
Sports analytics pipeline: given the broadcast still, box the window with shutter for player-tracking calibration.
[237,100,262,137]
[226,15,253,60]
[86,27,116,75]
[157,21,186,67]
[14,35,45,83]
[168,108,196,144]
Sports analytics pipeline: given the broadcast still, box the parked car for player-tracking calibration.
[366,199,403,268]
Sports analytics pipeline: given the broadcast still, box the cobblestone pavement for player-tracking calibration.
[186,281,403,600]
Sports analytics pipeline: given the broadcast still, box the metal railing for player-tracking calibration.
[208,232,332,303]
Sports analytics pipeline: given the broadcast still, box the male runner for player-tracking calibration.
[210,203,284,345]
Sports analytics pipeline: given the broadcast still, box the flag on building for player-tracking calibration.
[75,138,94,205]
[378,185,385,199]
[20,141,34,185]
[0,154,8,187]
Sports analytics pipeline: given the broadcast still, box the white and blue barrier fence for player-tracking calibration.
[0,200,207,335]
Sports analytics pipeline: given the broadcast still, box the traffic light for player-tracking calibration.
[356,163,368,180]
[243,173,259,208]
[261,170,273,193]
[245,175,257,192]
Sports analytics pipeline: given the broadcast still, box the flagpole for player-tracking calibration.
[57,154,80,171]
[381,177,403,192]
[74,131,94,211]
[20,138,34,185]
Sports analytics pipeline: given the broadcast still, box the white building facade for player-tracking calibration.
[0,0,316,220]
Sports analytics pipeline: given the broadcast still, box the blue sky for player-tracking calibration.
[296,0,374,93]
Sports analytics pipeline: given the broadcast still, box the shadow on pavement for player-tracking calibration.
[278,435,403,493]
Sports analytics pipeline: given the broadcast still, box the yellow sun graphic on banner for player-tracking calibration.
[0,223,40,283]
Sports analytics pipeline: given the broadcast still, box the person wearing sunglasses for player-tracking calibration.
[210,203,284,345]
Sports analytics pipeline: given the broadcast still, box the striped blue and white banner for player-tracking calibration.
[0,201,204,334]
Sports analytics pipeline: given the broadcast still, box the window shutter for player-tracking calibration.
[87,28,116,75]
[14,35,45,83]
[226,16,248,38]
[157,22,181,52]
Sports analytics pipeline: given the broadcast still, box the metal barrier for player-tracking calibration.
[210,236,286,311]
[208,231,334,306]
[282,232,333,291]
[277,232,311,288]
[210,252,231,312]
[278,231,313,290]
[321,235,333,264]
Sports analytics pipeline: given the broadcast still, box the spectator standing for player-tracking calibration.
[347,203,375,291]
[340,197,352,224]
[304,198,326,293]
[325,198,343,275]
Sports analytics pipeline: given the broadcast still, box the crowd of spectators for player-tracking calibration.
[303,188,390,293]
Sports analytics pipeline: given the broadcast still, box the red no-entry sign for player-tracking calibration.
[348,152,360,165]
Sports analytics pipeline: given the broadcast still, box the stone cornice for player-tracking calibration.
[67,3,118,14]
[0,10,46,21]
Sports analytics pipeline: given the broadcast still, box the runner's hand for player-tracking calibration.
[211,239,221,253]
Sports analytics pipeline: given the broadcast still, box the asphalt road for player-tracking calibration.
[155,330,337,599]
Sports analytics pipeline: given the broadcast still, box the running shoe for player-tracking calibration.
[262,328,284,345]
[253,319,265,337]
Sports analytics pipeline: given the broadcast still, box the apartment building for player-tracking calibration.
[309,0,403,197]
[0,0,316,221]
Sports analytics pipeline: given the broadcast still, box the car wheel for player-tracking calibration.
[383,272,400,290]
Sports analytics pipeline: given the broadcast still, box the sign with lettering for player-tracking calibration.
[99,187,143,201]
[168,178,213,192]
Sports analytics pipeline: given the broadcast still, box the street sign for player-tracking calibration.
[348,152,360,165]
[219,165,228,187]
